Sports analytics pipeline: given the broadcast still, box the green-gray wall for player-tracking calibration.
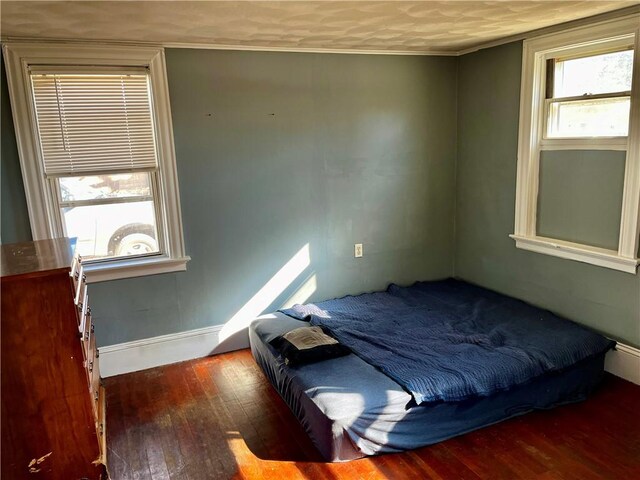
[0,49,458,345]
[455,41,640,348]
[537,150,626,250]
[1,52,31,244]
[2,44,638,349]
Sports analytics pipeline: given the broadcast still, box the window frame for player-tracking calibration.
[3,43,189,282]
[511,14,640,274]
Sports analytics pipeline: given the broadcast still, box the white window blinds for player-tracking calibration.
[30,69,158,176]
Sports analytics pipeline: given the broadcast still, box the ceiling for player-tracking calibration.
[1,1,638,54]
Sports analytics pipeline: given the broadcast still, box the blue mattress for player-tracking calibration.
[281,279,614,405]
[250,313,608,462]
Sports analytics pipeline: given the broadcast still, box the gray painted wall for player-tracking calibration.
[455,41,640,348]
[1,52,32,244]
[537,150,626,250]
[0,49,458,345]
[2,43,638,349]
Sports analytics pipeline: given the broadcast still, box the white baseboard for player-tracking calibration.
[604,342,640,385]
[100,324,221,377]
[101,323,640,384]
[98,314,281,377]
[100,323,254,378]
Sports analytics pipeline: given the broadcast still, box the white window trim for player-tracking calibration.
[512,14,640,274]
[2,43,189,282]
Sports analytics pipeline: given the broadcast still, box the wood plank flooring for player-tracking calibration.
[105,349,640,479]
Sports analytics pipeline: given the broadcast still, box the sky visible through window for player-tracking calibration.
[555,49,633,97]
[548,49,633,137]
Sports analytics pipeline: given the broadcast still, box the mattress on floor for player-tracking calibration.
[249,313,607,462]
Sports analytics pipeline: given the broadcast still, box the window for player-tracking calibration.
[3,44,189,282]
[512,15,640,273]
[546,48,633,138]
[32,71,161,262]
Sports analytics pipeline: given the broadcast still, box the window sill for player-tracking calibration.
[83,255,191,283]
[509,234,639,274]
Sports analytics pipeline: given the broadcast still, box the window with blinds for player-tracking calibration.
[30,69,158,177]
[4,44,188,280]
[28,68,161,261]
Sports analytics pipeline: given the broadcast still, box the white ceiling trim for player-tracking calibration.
[1,5,638,58]
[158,42,454,56]
[0,36,454,56]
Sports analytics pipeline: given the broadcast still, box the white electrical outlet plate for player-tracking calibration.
[354,243,363,258]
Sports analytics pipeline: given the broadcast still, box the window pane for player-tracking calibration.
[553,49,633,97]
[62,200,159,260]
[59,173,152,202]
[547,97,630,138]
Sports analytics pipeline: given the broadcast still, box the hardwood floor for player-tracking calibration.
[105,349,640,480]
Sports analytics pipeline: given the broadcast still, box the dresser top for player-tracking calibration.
[1,238,74,279]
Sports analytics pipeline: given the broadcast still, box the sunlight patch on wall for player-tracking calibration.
[282,273,317,309]
[219,243,310,342]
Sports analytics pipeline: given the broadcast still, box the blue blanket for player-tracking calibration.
[280,279,615,405]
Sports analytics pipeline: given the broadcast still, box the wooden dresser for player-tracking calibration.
[1,238,107,479]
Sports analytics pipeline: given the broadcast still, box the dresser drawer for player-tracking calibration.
[74,266,87,307]
[86,331,96,379]
[76,290,89,337]
[70,253,82,290]
[90,355,101,419]
[81,309,93,360]
[86,316,94,353]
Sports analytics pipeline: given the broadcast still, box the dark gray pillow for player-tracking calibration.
[269,326,350,366]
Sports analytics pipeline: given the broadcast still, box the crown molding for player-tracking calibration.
[158,41,455,56]
[0,35,455,56]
